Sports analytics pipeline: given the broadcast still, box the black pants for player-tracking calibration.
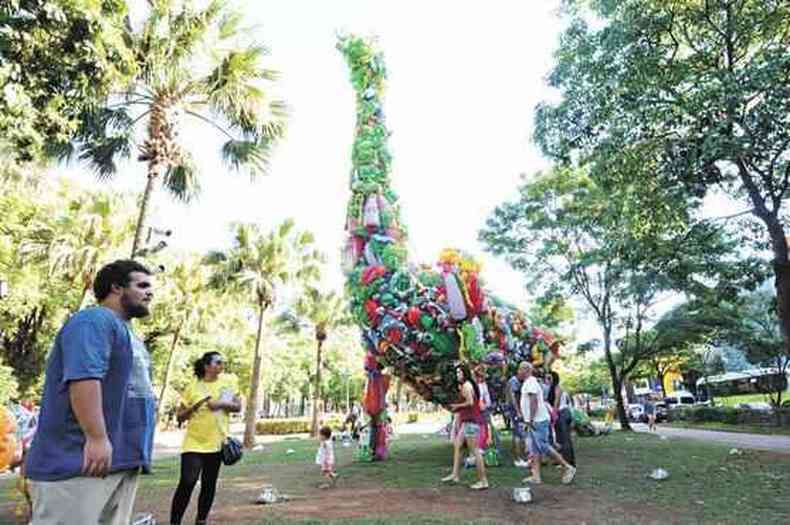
[556,408,576,467]
[170,451,222,524]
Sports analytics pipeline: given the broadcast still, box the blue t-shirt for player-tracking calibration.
[25,307,156,481]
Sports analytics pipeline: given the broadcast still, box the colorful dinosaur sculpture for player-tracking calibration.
[337,35,561,455]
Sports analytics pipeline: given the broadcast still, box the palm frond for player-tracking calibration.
[44,140,76,164]
[221,138,272,177]
[163,152,200,203]
[204,46,288,139]
[70,105,136,179]
[218,10,244,40]
[78,134,134,179]
[168,0,224,65]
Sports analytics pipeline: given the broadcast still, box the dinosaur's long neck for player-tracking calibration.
[338,35,408,275]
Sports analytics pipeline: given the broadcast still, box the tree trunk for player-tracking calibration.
[131,166,159,258]
[346,378,351,413]
[244,303,267,448]
[602,327,632,431]
[774,261,790,347]
[155,317,185,426]
[310,337,324,437]
[72,275,93,314]
[655,364,667,398]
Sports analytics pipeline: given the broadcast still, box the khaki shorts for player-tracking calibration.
[30,469,139,525]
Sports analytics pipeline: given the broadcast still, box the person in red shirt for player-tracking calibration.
[441,363,489,490]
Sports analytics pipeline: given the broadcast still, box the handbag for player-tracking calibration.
[198,382,243,466]
[220,435,243,466]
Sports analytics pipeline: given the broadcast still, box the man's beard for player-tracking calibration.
[121,294,150,319]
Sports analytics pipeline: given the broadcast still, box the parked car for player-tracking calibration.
[654,401,668,422]
[627,403,645,422]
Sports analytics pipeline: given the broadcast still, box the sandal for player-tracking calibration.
[441,474,460,483]
[470,481,489,490]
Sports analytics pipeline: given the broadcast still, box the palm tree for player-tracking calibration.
[58,0,288,257]
[287,287,350,436]
[154,258,215,425]
[20,190,135,312]
[207,220,322,447]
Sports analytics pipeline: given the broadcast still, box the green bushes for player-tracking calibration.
[255,414,345,435]
[667,406,755,425]
[254,411,426,435]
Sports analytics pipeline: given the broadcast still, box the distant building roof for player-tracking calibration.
[696,368,783,386]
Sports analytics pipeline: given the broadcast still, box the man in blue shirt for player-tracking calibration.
[25,260,156,524]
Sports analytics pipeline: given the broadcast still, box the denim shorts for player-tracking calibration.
[528,420,553,456]
[462,422,480,439]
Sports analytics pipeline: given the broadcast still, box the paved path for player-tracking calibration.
[632,422,790,453]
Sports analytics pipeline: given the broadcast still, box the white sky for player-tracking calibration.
[57,0,568,309]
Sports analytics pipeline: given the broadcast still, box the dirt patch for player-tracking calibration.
[142,482,686,525]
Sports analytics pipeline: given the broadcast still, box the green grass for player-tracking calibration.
[3,431,790,524]
[714,393,775,407]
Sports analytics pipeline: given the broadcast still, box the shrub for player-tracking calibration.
[255,418,311,435]
[668,407,692,422]
[390,411,420,425]
[692,406,722,423]
[255,414,346,435]
[588,408,607,419]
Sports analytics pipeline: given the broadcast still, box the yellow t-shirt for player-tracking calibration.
[181,376,238,453]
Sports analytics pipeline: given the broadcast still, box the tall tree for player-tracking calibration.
[0,0,135,162]
[59,0,288,257]
[287,287,350,436]
[151,258,215,425]
[207,220,321,447]
[480,166,762,428]
[535,0,790,346]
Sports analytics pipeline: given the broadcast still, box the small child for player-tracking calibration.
[315,426,337,488]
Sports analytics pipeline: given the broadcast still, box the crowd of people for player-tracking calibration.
[6,258,579,524]
[443,360,577,490]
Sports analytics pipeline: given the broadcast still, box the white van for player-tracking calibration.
[664,391,696,409]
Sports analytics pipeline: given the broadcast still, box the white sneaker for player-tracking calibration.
[562,466,577,485]
[514,459,528,468]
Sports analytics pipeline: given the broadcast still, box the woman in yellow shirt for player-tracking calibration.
[169,352,241,525]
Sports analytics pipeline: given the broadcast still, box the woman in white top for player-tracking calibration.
[549,371,576,467]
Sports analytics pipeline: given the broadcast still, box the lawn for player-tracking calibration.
[2,429,789,524]
[714,393,776,407]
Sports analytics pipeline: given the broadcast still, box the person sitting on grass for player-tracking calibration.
[316,426,337,489]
